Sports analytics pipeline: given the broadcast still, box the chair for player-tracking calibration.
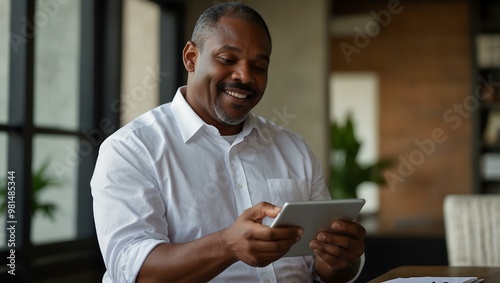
[443,194,500,267]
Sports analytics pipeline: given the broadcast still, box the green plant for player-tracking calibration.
[0,160,61,220]
[329,115,392,199]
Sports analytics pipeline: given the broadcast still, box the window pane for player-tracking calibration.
[34,0,81,130]
[31,135,78,244]
[0,132,7,249]
[0,0,10,124]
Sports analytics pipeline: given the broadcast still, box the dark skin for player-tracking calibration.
[136,17,366,283]
[137,202,302,282]
[183,17,271,135]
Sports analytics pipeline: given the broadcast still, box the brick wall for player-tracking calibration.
[330,0,472,234]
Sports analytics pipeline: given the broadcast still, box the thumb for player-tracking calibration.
[245,202,281,221]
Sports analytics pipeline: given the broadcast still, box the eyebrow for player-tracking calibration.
[219,44,270,62]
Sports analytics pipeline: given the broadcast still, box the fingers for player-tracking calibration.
[225,202,303,267]
[238,202,302,244]
[309,221,366,269]
[244,202,282,222]
[330,221,366,239]
[247,230,301,254]
[237,226,301,267]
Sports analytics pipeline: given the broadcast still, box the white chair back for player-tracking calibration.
[444,194,500,267]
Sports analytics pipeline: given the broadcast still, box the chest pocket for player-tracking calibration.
[267,179,308,208]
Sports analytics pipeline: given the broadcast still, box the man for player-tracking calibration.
[91,3,366,282]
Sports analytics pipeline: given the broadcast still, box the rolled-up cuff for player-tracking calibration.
[310,253,365,283]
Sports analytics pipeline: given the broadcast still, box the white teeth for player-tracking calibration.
[225,90,248,99]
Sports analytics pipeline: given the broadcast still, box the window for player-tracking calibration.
[0,133,7,250]
[1,0,185,281]
[31,0,81,245]
[0,0,9,125]
[33,0,80,131]
[31,135,80,244]
[0,0,122,281]
[0,0,10,251]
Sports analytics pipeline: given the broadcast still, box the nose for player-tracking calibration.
[231,63,255,85]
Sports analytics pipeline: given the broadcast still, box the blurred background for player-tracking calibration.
[1,0,499,282]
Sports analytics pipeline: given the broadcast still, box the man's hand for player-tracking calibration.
[310,220,366,282]
[220,202,303,267]
[137,202,302,283]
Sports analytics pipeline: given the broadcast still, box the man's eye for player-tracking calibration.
[254,65,267,73]
[218,57,234,64]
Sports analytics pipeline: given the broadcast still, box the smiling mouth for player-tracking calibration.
[225,90,248,99]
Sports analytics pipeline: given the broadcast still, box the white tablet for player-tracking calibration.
[270,199,366,257]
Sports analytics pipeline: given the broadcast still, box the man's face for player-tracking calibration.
[183,17,271,134]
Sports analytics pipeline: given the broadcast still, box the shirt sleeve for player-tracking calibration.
[305,144,332,201]
[91,137,169,283]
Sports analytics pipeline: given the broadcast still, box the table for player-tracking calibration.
[368,266,500,282]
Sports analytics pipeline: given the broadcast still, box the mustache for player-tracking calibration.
[218,82,256,95]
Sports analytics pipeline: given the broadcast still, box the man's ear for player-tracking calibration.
[183,41,198,72]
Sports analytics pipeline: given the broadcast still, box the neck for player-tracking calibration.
[217,123,243,136]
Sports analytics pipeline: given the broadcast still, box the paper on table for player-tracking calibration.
[382,277,478,283]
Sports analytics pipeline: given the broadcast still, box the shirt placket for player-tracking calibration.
[227,144,278,283]
[227,145,252,215]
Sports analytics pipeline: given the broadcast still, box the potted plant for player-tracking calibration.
[0,160,61,220]
[329,115,392,199]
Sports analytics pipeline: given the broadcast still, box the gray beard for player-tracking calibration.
[213,98,246,126]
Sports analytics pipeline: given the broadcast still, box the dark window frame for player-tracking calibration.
[0,0,122,281]
[1,0,185,281]
[157,0,186,104]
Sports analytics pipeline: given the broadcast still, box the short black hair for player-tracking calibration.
[191,2,272,50]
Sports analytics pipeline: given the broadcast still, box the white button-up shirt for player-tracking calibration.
[91,86,363,283]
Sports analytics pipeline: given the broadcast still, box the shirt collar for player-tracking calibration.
[171,86,269,143]
[171,86,206,143]
[242,113,272,143]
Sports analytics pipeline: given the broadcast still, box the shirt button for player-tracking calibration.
[236,184,243,190]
